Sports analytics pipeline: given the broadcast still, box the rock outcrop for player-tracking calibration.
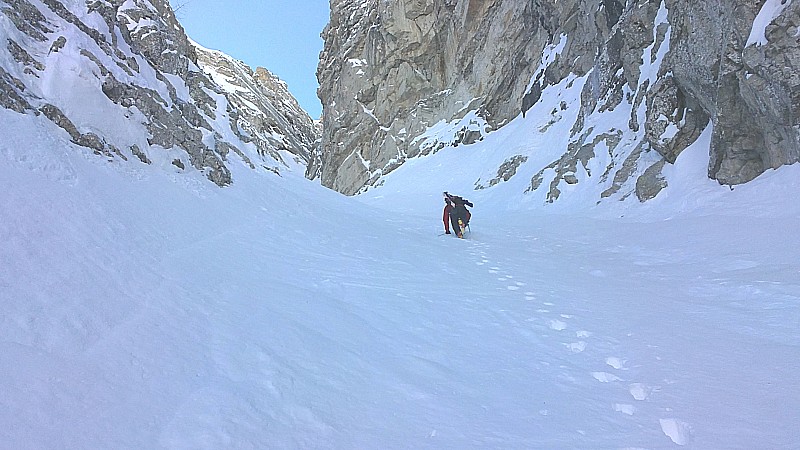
[0,0,318,185]
[194,44,321,167]
[315,0,800,200]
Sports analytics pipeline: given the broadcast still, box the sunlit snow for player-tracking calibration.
[2,99,799,448]
[1,1,799,443]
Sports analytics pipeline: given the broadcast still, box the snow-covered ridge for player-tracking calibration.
[192,41,320,168]
[0,0,316,186]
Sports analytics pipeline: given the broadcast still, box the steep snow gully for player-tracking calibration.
[1,110,800,448]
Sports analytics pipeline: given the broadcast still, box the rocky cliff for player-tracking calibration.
[314,0,800,200]
[0,0,319,186]
[194,44,321,167]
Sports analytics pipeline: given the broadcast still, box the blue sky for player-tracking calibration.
[168,0,330,119]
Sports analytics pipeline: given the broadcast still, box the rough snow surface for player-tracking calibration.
[2,97,800,449]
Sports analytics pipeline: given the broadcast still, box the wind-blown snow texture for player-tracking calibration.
[1,102,799,449]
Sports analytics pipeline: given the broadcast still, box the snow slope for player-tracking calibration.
[1,105,799,449]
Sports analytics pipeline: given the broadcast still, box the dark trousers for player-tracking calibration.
[450,206,468,234]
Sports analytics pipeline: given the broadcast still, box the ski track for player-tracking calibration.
[462,233,691,448]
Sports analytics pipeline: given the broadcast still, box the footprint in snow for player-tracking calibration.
[660,418,693,446]
[606,357,626,370]
[576,331,591,338]
[549,319,567,331]
[507,285,520,291]
[613,403,636,415]
[629,383,656,401]
[565,341,587,353]
[592,372,623,383]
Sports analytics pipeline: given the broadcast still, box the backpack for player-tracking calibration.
[444,192,474,208]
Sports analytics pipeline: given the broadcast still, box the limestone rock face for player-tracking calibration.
[314,0,550,195]
[316,0,800,199]
[0,0,317,185]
